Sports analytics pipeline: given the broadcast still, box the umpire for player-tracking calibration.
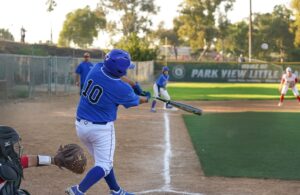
[75,52,94,94]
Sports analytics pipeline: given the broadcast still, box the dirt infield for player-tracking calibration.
[1,96,300,195]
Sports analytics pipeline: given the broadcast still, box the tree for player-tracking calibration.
[252,5,294,61]
[114,33,157,61]
[151,22,180,46]
[58,6,106,48]
[98,0,159,37]
[175,0,235,55]
[0,29,14,41]
[291,0,300,46]
[218,21,248,56]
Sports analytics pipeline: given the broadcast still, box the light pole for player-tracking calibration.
[249,0,252,62]
[164,37,168,66]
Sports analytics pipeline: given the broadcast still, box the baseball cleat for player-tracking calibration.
[278,102,282,107]
[110,188,134,195]
[65,185,85,195]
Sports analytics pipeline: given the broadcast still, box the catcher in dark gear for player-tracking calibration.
[0,125,87,195]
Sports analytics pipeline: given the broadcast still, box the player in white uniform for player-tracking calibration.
[278,67,300,106]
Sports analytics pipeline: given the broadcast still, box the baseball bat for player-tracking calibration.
[154,97,203,116]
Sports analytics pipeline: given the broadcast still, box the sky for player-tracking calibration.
[0,0,291,48]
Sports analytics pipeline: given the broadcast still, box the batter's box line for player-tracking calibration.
[134,188,204,195]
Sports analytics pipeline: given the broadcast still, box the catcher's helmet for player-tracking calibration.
[0,126,22,158]
[103,49,135,78]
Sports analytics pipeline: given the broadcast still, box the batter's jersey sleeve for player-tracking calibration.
[113,83,140,108]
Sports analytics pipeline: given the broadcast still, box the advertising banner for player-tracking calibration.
[168,63,299,83]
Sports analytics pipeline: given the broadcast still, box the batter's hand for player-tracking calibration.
[133,82,143,95]
[140,91,151,102]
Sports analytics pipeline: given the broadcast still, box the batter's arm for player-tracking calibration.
[121,76,135,87]
[122,76,148,96]
[139,96,149,104]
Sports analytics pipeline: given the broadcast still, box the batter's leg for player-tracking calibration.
[105,168,120,192]
[78,166,105,192]
[72,121,116,193]
[76,121,94,156]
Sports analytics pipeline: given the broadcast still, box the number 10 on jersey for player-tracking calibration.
[82,79,103,104]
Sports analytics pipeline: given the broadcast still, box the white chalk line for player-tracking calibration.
[163,112,171,189]
[135,189,203,195]
[134,112,203,195]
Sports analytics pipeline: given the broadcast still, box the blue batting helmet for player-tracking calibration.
[162,66,169,72]
[103,49,135,78]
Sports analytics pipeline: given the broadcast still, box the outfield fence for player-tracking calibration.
[155,61,300,83]
[0,54,154,100]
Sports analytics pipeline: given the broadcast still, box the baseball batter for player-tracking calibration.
[66,49,150,195]
[151,66,176,112]
[278,67,300,106]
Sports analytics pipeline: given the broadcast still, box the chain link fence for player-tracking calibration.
[0,54,100,99]
[0,54,154,100]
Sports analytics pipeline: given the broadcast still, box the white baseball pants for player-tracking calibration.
[153,83,170,100]
[75,120,115,176]
[281,85,299,96]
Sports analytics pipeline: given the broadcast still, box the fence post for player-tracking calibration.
[48,56,52,96]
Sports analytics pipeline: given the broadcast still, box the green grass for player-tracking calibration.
[157,83,296,101]
[184,112,300,180]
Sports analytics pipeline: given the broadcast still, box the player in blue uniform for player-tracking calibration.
[151,66,176,112]
[75,52,94,94]
[66,49,150,195]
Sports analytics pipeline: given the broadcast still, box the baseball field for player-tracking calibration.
[1,82,300,195]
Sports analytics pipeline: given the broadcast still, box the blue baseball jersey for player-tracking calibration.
[75,61,94,85]
[156,73,169,88]
[76,63,140,123]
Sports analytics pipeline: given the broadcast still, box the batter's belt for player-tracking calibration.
[76,118,107,125]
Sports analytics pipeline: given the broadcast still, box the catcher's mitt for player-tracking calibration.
[54,143,87,174]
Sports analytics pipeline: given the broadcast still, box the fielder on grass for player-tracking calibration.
[278,67,300,106]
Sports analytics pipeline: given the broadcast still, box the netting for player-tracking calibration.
[0,54,101,99]
[0,54,154,100]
